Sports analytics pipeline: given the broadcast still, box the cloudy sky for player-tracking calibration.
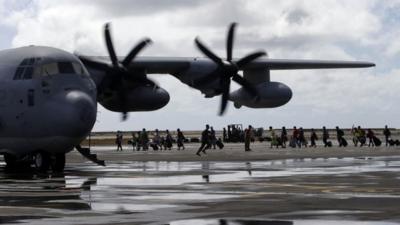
[0,0,399,131]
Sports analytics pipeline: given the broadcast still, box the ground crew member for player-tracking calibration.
[244,125,253,151]
[383,125,391,146]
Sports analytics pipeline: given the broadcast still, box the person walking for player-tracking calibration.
[210,126,217,149]
[281,126,288,148]
[357,126,366,147]
[367,129,375,147]
[131,132,138,151]
[152,129,162,150]
[227,126,232,142]
[291,126,299,148]
[310,128,318,148]
[196,125,211,156]
[177,128,185,150]
[140,128,149,151]
[336,126,345,147]
[322,126,330,147]
[116,131,123,151]
[223,127,228,142]
[135,131,142,150]
[165,129,173,150]
[244,125,253,151]
[383,125,391,147]
[269,126,278,148]
[351,126,359,147]
[298,127,307,148]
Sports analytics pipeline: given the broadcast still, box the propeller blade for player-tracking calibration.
[195,37,224,67]
[122,38,152,68]
[79,56,111,71]
[232,74,259,97]
[219,78,231,115]
[104,23,119,69]
[236,51,267,68]
[122,112,128,121]
[194,22,267,115]
[117,85,129,121]
[227,22,237,62]
[96,73,114,96]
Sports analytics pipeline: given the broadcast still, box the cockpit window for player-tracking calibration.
[13,57,41,80]
[15,61,89,79]
[40,63,58,77]
[58,62,75,74]
[40,62,89,77]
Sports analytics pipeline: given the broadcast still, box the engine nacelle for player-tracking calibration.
[99,85,170,112]
[173,59,220,97]
[230,82,292,108]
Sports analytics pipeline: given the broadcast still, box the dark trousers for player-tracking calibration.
[338,138,344,147]
[177,140,184,150]
[368,137,374,147]
[323,138,328,147]
[310,139,316,147]
[117,143,122,151]
[245,138,250,150]
[197,141,210,154]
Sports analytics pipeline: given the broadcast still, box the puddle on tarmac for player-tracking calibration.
[170,219,294,225]
[90,202,177,212]
[128,192,238,201]
[170,219,399,225]
[63,156,400,191]
[1,156,400,224]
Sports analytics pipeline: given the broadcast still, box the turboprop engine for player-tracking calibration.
[230,82,292,108]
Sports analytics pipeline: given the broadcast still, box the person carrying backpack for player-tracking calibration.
[336,126,346,147]
[322,126,331,147]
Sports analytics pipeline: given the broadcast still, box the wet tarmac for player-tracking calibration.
[1,154,400,224]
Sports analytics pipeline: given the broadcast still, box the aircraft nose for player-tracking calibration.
[47,90,97,137]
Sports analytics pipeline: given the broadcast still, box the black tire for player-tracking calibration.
[4,154,17,168]
[51,154,65,172]
[34,151,50,172]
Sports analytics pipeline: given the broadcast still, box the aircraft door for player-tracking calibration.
[28,89,35,107]
[0,88,7,107]
[0,83,7,134]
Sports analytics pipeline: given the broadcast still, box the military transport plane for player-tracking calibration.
[0,23,374,172]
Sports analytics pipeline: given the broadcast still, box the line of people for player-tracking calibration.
[116,125,396,153]
[116,128,186,151]
[262,125,394,148]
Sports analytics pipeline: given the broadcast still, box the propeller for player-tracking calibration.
[79,23,154,120]
[194,23,266,115]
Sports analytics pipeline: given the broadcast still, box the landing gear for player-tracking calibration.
[51,154,65,172]
[2,152,66,173]
[4,154,17,168]
[34,151,51,172]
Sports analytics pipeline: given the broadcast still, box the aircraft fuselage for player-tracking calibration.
[0,46,97,157]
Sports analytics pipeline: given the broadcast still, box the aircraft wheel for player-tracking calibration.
[51,154,65,172]
[234,102,242,109]
[4,154,17,168]
[34,152,50,172]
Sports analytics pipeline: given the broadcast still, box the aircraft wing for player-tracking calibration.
[82,56,375,75]
[83,56,191,74]
[242,58,375,70]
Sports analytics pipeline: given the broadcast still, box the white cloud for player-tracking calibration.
[2,0,400,130]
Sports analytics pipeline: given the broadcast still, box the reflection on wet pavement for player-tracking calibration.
[171,219,399,225]
[0,157,400,224]
[171,219,294,225]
